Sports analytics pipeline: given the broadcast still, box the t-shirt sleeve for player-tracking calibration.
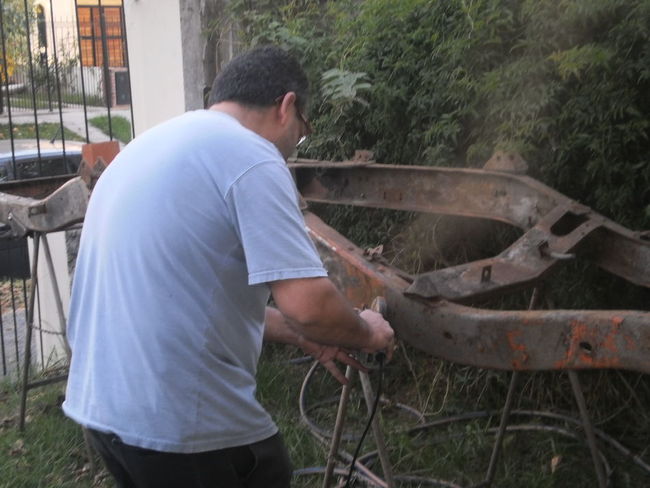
[225,160,327,285]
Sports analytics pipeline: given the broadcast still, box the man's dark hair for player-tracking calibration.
[208,45,309,112]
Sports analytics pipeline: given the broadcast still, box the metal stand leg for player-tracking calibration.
[324,296,395,488]
[17,232,95,477]
[474,288,541,488]
[323,366,355,488]
[359,370,395,487]
[19,232,71,429]
[19,232,41,431]
[568,370,608,488]
[473,371,520,488]
[81,427,97,476]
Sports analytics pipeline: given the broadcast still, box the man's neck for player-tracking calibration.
[209,102,276,143]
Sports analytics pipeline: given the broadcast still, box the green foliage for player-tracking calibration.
[0,0,34,82]
[89,115,132,144]
[228,0,650,311]
[229,0,650,229]
[320,69,371,108]
[0,381,104,487]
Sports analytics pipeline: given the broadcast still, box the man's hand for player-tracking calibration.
[359,309,395,362]
[297,335,367,385]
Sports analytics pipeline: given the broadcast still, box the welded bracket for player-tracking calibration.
[0,177,89,237]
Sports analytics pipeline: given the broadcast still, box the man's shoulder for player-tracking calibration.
[186,110,279,156]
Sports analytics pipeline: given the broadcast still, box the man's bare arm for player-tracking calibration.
[269,276,394,355]
[264,305,367,384]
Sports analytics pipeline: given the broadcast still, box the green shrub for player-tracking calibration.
[230,0,650,229]
[227,0,650,310]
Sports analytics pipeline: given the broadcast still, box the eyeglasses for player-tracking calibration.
[275,95,313,146]
[296,109,313,147]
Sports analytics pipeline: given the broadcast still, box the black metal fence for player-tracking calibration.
[0,0,133,379]
[3,17,105,112]
[0,240,30,380]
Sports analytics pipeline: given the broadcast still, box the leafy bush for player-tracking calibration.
[226,0,650,310]
[230,0,650,229]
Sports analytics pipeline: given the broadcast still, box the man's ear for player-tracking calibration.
[277,92,297,126]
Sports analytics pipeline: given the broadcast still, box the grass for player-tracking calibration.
[6,93,105,111]
[89,115,132,144]
[0,115,132,147]
[0,277,28,311]
[0,123,85,143]
[257,344,650,487]
[1,343,649,487]
[0,379,110,488]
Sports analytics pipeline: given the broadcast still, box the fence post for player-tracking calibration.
[98,0,113,139]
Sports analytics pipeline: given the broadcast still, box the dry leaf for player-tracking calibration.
[550,454,562,473]
[1,416,15,429]
[364,245,384,260]
[10,438,25,456]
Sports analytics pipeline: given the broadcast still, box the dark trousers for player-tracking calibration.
[87,429,293,488]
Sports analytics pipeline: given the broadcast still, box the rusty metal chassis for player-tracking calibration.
[289,159,650,374]
[1,158,649,374]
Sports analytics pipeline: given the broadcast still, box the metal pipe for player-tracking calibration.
[73,0,90,142]
[19,232,40,431]
[48,0,66,154]
[98,0,113,137]
[323,366,355,488]
[0,1,17,172]
[0,282,5,376]
[478,287,541,487]
[39,7,53,112]
[119,4,135,137]
[22,0,43,172]
[10,276,20,371]
[358,371,394,487]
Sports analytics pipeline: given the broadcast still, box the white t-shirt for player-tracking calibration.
[63,110,327,453]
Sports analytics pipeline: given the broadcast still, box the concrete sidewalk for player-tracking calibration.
[0,106,132,146]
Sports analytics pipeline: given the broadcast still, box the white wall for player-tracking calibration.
[123,0,185,135]
[73,66,104,97]
[38,0,76,20]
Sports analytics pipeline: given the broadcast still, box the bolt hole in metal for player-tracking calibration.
[550,212,589,236]
[579,342,593,354]
[481,265,492,283]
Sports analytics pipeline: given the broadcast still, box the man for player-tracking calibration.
[63,45,394,488]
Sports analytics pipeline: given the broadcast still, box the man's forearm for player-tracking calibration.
[270,277,374,351]
[263,306,302,345]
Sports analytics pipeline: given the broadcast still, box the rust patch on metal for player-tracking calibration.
[554,320,623,370]
[506,330,529,369]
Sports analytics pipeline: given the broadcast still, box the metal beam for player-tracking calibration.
[291,161,650,300]
[305,212,650,374]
